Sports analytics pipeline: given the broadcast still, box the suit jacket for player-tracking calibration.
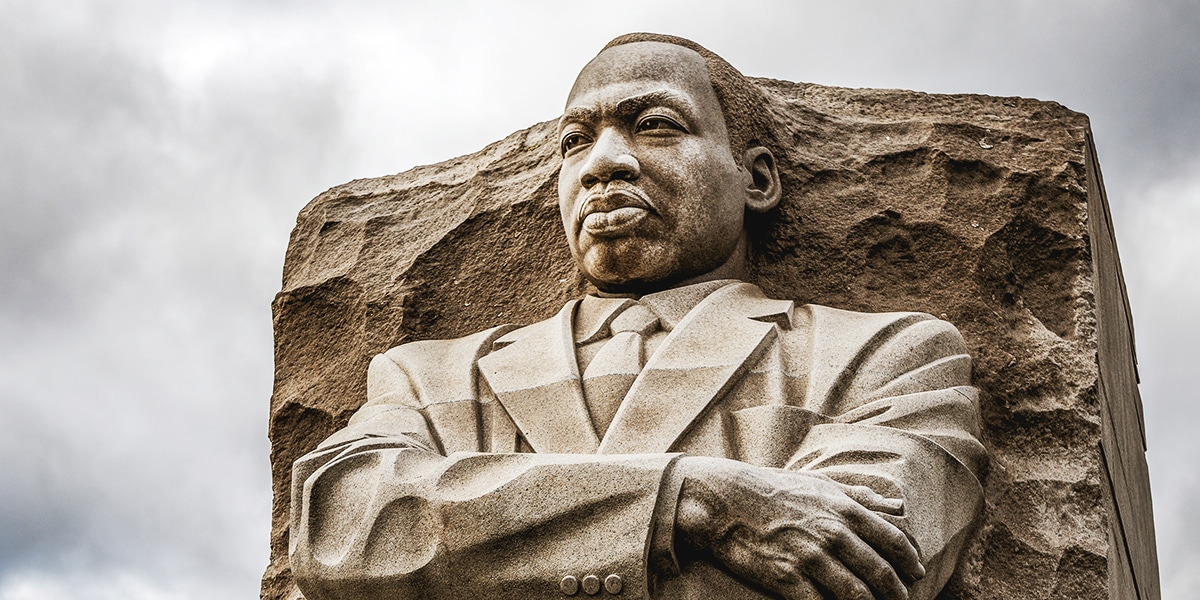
[289,282,985,600]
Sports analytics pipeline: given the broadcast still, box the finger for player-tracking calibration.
[843,503,925,582]
[802,550,874,600]
[834,530,908,600]
[776,575,823,600]
[716,532,823,600]
[838,483,904,515]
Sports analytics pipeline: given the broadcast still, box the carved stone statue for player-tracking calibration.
[287,33,985,600]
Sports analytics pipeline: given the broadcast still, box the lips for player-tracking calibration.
[579,187,653,237]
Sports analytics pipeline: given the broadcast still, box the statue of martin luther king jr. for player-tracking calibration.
[288,33,986,600]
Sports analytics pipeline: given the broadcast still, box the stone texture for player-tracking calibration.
[263,78,1157,599]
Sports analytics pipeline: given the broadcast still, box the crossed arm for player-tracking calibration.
[290,318,984,599]
[291,402,980,600]
[290,425,956,600]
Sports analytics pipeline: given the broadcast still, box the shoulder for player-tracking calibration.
[366,301,575,406]
[365,324,518,407]
[378,324,518,372]
[795,303,967,352]
[794,303,973,407]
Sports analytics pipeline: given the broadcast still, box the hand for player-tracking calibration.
[674,457,924,600]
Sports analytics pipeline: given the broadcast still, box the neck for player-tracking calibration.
[591,235,749,297]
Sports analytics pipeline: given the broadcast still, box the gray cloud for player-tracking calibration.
[1,1,355,597]
[2,0,1196,598]
[1114,164,1200,600]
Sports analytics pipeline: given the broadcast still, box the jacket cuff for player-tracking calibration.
[649,457,686,580]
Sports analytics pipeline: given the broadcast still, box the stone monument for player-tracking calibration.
[263,34,1159,600]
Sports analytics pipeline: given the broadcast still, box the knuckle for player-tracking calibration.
[770,563,802,586]
[877,562,901,581]
[817,529,848,554]
[796,546,826,570]
[848,582,873,600]
[872,563,902,588]
[885,528,913,551]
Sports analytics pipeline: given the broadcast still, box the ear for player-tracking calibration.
[742,146,781,213]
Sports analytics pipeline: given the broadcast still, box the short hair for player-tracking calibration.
[601,33,779,158]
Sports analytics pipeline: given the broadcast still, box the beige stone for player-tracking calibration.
[263,55,1157,600]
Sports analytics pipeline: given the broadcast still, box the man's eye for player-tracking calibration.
[636,116,684,133]
[561,132,592,155]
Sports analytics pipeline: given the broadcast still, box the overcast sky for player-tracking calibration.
[1,1,1197,598]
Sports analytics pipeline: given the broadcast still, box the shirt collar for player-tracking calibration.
[574,279,740,345]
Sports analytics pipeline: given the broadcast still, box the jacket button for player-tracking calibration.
[581,574,601,595]
[605,574,623,594]
[560,575,579,596]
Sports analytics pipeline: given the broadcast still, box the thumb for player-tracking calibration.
[838,483,904,515]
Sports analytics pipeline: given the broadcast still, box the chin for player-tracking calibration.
[579,246,675,290]
[583,268,646,291]
[585,265,704,296]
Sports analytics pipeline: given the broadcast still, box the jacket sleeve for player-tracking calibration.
[289,328,680,600]
[789,309,986,599]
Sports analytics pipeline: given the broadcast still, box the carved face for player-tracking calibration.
[557,42,754,293]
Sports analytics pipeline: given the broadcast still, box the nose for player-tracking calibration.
[579,128,640,188]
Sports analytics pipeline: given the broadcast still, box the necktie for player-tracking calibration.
[582,302,660,435]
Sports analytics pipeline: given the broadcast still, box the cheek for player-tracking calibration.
[557,166,578,230]
[644,145,705,182]
[648,144,738,195]
[557,165,573,204]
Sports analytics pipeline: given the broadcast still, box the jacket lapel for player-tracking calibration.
[598,283,795,454]
[478,301,600,454]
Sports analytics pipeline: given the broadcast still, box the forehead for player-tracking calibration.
[564,42,719,115]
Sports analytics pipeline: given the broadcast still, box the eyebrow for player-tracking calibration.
[559,90,695,130]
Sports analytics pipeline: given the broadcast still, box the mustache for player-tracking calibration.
[577,182,654,224]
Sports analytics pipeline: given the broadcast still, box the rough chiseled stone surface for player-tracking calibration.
[263,79,1153,599]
